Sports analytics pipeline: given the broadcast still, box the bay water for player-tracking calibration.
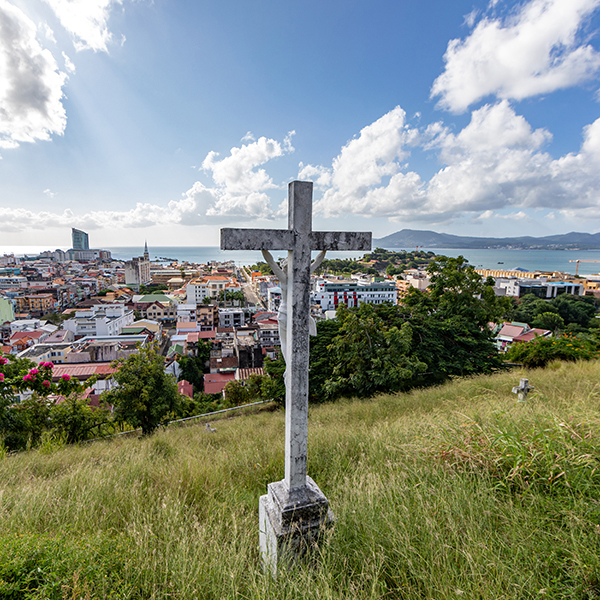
[3,245,600,277]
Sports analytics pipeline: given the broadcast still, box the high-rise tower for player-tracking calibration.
[71,228,89,250]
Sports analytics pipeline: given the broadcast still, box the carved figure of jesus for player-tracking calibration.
[261,249,326,362]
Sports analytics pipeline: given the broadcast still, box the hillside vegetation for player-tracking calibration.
[2,361,600,599]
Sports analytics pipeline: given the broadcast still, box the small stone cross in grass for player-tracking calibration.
[512,378,534,402]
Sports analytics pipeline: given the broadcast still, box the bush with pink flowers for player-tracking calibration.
[0,353,105,451]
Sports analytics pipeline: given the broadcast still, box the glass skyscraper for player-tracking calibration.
[71,228,89,250]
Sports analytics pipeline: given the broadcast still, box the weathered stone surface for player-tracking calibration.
[259,477,334,575]
[309,231,372,251]
[221,228,294,251]
[220,180,371,572]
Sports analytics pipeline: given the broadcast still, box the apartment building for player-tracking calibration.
[311,280,397,311]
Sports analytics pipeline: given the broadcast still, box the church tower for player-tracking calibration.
[144,240,149,261]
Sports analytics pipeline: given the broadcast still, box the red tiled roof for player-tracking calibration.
[258,318,279,326]
[197,330,216,339]
[178,379,194,398]
[51,362,116,380]
[10,331,45,341]
[513,329,551,343]
[497,324,527,339]
[204,372,235,394]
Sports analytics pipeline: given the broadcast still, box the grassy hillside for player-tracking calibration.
[2,361,600,599]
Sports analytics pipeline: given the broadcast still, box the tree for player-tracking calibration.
[50,396,112,444]
[223,380,250,406]
[550,295,596,328]
[324,304,426,400]
[398,256,506,383]
[309,319,341,402]
[531,311,565,332]
[262,355,286,405]
[103,343,181,435]
[177,355,204,391]
[425,256,508,326]
[506,334,600,368]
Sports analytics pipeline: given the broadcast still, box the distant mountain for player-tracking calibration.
[373,229,600,250]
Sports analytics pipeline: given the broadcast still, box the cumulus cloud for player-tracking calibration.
[43,0,122,52]
[0,0,67,149]
[424,101,556,216]
[201,133,295,218]
[310,107,421,218]
[432,0,600,112]
[304,101,600,225]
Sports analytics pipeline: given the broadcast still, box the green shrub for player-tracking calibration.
[506,334,600,368]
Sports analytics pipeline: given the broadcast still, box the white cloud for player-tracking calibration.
[43,0,122,52]
[476,210,530,221]
[43,188,56,198]
[310,106,421,218]
[0,0,67,148]
[5,104,600,235]
[201,133,295,218]
[62,51,75,73]
[431,0,600,112]
[43,23,55,43]
[303,102,600,225]
[424,101,555,216]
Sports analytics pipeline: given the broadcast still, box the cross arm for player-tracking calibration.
[221,228,295,251]
[309,231,372,251]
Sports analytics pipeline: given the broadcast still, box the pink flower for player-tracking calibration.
[29,369,39,376]
[41,362,54,369]
[61,374,71,381]
[0,357,7,365]
[42,380,50,388]
[0,373,4,382]
[23,374,32,381]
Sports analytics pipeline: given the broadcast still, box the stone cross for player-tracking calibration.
[221,180,371,571]
[512,378,534,402]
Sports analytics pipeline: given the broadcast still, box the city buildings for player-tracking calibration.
[124,243,151,291]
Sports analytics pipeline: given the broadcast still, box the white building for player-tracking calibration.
[494,278,585,299]
[124,257,151,290]
[186,276,241,302]
[218,308,247,328]
[186,279,209,304]
[267,287,282,313]
[177,304,197,322]
[63,304,135,338]
[0,276,28,289]
[256,319,280,349]
[311,280,397,311]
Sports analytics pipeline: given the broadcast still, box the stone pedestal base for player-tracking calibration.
[259,476,334,574]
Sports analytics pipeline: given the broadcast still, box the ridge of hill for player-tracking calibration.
[374,228,600,249]
[2,361,600,598]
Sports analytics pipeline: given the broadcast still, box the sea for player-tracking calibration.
[3,245,600,277]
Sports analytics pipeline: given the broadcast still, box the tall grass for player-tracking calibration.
[2,360,600,598]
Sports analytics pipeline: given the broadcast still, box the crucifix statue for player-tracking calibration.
[221,180,371,572]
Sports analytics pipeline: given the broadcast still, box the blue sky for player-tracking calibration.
[1,0,600,249]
